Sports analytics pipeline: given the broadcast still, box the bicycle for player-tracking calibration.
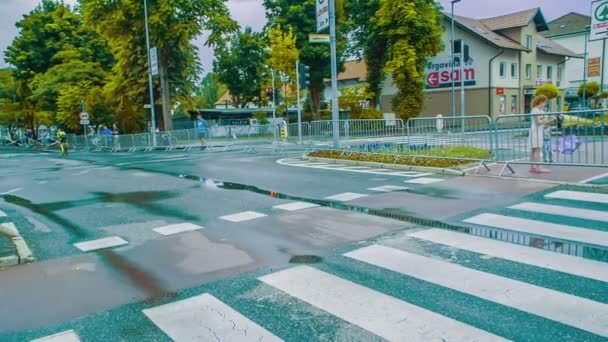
[59,140,69,157]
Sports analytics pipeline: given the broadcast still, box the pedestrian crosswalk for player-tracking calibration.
[23,186,608,341]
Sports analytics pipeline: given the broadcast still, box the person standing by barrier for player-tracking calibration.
[196,114,208,148]
[528,95,552,173]
[542,116,554,164]
[112,124,121,150]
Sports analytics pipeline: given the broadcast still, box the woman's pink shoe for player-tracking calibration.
[529,167,540,173]
[536,167,551,173]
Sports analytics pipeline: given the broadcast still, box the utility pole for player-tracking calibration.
[143,0,157,146]
[451,0,461,118]
[329,0,340,149]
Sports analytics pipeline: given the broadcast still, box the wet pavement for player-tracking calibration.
[1,148,607,341]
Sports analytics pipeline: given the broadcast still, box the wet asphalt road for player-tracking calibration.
[1,148,607,341]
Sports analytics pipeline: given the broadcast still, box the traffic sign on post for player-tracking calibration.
[150,47,159,76]
[79,112,89,120]
[80,119,90,125]
[316,0,329,33]
[591,0,608,41]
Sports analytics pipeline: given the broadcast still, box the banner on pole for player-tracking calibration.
[150,47,159,76]
[316,0,329,33]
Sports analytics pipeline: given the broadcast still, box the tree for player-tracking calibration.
[80,0,238,132]
[266,24,299,82]
[578,82,601,98]
[371,0,444,120]
[264,0,347,120]
[4,0,113,133]
[345,0,387,107]
[535,83,559,99]
[338,84,382,119]
[193,73,227,109]
[213,27,267,108]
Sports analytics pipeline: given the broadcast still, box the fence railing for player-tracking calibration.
[3,112,608,171]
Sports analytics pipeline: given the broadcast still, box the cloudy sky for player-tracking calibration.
[0,0,591,72]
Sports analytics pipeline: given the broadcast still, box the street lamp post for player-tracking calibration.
[583,25,590,107]
[329,0,340,149]
[143,0,157,146]
[451,0,461,119]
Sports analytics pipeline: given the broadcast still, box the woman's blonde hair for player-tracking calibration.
[532,95,548,108]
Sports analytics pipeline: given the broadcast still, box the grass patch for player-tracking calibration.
[309,146,491,168]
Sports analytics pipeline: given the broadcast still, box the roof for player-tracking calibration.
[543,12,590,38]
[450,14,528,51]
[480,8,548,32]
[323,59,368,83]
[536,35,582,58]
[215,91,232,106]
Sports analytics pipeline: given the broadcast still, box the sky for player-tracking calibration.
[0,0,592,72]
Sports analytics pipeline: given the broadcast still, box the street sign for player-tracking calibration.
[150,47,159,76]
[309,33,330,43]
[80,119,90,125]
[79,112,89,120]
[144,104,152,109]
[591,0,608,41]
[588,57,601,76]
[316,0,329,33]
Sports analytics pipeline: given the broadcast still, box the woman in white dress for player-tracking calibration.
[528,95,550,173]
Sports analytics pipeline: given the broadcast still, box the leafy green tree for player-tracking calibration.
[193,73,227,109]
[372,0,444,119]
[535,83,559,99]
[81,0,238,132]
[4,0,113,133]
[213,27,267,108]
[338,85,382,119]
[264,0,347,120]
[345,0,387,106]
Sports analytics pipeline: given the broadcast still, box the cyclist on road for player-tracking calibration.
[56,128,68,157]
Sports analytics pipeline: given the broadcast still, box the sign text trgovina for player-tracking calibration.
[591,0,608,41]
[316,0,329,33]
[425,57,477,89]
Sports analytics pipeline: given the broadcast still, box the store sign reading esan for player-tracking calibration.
[425,57,477,89]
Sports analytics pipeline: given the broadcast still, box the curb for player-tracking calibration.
[0,222,36,266]
[303,155,467,176]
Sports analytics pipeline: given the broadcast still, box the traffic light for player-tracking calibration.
[274,88,282,103]
[265,87,273,99]
[453,40,470,63]
[298,63,310,89]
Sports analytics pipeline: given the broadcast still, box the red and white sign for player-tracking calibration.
[496,88,505,95]
[425,57,476,89]
[79,112,89,120]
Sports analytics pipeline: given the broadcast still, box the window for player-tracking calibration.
[557,96,562,111]
[557,66,563,81]
[511,63,518,78]
[499,62,506,78]
[511,95,518,113]
[547,66,553,80]
[536,65,542,79]
[525,64,532,79]
[526,35,533,49]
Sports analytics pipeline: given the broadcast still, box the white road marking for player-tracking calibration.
[37,181,49,184]
[324,192,369,202]
[30,330,80,342]
[276,158,435,178]
[509,202,608,223]
[71,170,90,176]
[1,188,22,195]
[333,166,372,170]
[143,293,283,342]
[73,236,128,252]
[259,265,506,342]
[579,172,608,184]
[153,223,204,236]
[345,245,608,337]
[220,211,267,223]
[408,229,608,282]
[273,202,320,211]
[367,185,409,192]
[463,213,608,247]
[0,209,6,217]
[545,190,608,204]
[404,177,445,184]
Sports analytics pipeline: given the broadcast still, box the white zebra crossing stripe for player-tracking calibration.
[143,293,283,342]
[509,202,608,223]
[73,236,128,252]
[259,265,506,342]
[345,245,608,337]
[463,213,608,247]
[408,229,608,282]
[545,190,608,204]
[0,209,6,217]
[153,223,204,236]
[30,330,80,342]
[220,211,267,223]
[273,202,320,211]
[404,177,445,184]
[367,185,409,192]
[324,192,368,202]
